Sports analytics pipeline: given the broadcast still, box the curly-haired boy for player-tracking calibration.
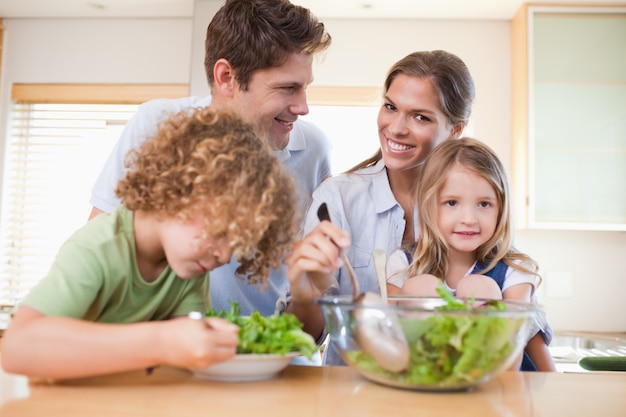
[1,108,297,380]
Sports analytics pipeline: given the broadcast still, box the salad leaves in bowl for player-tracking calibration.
[191,302,317,382]
[316,289,537,391]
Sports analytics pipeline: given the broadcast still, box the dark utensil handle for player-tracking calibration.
[316,202,360,297]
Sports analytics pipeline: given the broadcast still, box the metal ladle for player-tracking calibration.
[316,203,410,372]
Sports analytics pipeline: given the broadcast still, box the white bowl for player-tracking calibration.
[191,352,299,382]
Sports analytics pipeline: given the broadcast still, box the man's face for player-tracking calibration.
[230,53,313,150]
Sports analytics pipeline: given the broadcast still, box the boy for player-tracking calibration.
[1,108,297,379]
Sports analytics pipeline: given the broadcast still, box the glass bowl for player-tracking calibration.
[316,295,536,391]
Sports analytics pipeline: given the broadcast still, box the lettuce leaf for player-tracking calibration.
[206,302,317,359]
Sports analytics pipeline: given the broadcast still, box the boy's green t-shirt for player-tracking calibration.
[22,206,211,323]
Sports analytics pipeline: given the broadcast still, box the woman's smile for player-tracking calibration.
[385,135,415,152]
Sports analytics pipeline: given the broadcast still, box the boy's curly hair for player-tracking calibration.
[115,108,298,285]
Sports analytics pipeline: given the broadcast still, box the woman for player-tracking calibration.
[283,50,476,365]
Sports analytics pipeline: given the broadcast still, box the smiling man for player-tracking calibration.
[88,0,332,316]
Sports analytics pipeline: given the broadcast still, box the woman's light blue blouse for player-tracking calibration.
[303,159,418,296]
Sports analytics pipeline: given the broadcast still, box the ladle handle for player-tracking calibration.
[316,202,360,298]
[373,249,388,303]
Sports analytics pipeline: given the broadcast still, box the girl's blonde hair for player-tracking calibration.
[116,107,298,285]
[408,137,540,283]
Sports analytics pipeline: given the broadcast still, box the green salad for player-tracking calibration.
[206,302,317,359]
[347,287,525,387]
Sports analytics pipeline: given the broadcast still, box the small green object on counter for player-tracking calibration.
[578,356,626,372]
[206,301,317,359]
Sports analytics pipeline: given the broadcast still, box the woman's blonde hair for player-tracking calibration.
[116,107,298,285]
[408,137,540,282]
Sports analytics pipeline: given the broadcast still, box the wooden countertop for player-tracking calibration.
[1,364,624,416]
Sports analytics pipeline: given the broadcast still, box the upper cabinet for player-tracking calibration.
[511,4,626,231]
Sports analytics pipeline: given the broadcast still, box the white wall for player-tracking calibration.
[0,5,624,333]
[0,18,192,84]
[0,17,193,211]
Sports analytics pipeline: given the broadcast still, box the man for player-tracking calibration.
[89,0,332,315]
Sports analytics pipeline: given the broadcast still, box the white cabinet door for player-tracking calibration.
[511,5,626,231]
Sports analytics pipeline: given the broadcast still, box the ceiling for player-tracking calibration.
[0,0,623,20]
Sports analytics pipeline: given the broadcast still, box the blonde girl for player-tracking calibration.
[388,137,555,371]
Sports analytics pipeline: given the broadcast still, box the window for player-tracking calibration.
[0,102,138,328]
[0,84,188,329]
[302,105,381,174]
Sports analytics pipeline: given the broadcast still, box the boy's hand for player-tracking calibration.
[158,316,239,369]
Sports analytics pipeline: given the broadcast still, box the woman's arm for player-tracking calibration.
[285,221,348,340]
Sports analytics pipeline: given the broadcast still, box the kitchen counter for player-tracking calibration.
[0,364,624,416]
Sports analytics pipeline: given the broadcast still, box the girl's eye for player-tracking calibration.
[479,201,491,208]
[445,200,458,207]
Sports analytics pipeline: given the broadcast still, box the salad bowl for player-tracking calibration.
[316,294,536,391]
[189,303,317,383]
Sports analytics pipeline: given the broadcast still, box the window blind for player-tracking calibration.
[0,102,138,329]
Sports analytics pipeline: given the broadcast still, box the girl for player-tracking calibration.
[387,137,555,371]
[1,108,298,379]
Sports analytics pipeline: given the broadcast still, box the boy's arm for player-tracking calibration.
[1,306,238,380]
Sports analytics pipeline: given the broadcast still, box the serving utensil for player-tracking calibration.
[373,249,388,302]
[316,202,409,372]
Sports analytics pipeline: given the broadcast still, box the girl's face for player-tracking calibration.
[436,165,499,256]
[159,213,233,279]
[377,74,460,173]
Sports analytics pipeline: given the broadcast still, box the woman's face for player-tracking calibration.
[377,74,460,173]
